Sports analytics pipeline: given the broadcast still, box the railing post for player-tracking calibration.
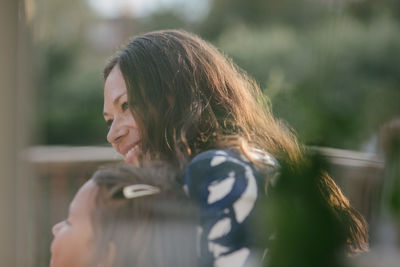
[0,0,19,266]
[0,0,32,266]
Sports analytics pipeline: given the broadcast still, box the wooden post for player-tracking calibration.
[0,0,32,266]
[0,0,19,266]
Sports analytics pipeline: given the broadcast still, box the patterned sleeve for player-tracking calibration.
[183,149,263,267]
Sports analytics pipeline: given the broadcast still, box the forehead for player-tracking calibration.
[69,180,98,217]
[104,65,128,102]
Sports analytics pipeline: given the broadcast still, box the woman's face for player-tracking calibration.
[50,180,97,267]
[103,65,140,165]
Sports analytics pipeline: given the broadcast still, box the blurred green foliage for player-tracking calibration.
[34,41,107,145]
[254,153,347,267]
[217,16,400,149]
[32,0,108,145]
[33,0,400,150]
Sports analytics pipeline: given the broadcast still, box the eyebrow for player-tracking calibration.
[103,92,127,117]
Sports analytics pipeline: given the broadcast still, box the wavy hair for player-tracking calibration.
[104,30,301,168]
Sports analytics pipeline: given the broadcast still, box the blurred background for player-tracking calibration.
[29,0,400,150]
[1,0,399,266]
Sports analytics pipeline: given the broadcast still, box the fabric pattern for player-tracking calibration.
[183,149,279,267]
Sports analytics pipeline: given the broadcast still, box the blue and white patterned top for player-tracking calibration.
[183,148,279,267]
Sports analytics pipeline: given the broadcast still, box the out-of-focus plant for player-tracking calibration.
[31,0,111,145]
[217,15,400,150]
[252,153,349,267]
[32,0,400,149]
[34,44,106,145]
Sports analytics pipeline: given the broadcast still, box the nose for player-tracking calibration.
[107,120,128,144]
[52,221,63,236]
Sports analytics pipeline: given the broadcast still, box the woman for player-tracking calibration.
[102,29,368,266]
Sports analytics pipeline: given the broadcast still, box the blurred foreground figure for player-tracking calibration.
[253,152,368,267]
[50,163,198,267]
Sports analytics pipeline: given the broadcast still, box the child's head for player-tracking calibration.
[50,162,197,267]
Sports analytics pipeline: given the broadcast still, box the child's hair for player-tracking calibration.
[89,162,198,267]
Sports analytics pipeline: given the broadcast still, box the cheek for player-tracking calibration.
[111,142,119,151]
[123,112,140,137]
[123,111,137,127]
[50,228,95,267]
[50,232,71,267]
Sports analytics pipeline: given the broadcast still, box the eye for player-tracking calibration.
[121,101,129,111]
[106,119,113,129]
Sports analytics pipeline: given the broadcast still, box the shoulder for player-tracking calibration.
[183,149,252,199]
[184,148,279,182]
[184,149,255,182]
[183,148,279,199]
[187,148,279,168]
[186,149,250,170]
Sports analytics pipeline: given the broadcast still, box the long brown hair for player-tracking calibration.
[104,29,301,168]
[90,163,198,267]
[103,29,368,254]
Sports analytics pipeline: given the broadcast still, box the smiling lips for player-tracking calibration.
[123,143,140,164]
[125,144,138,158]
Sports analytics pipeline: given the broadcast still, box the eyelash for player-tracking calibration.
[121,101,129,111]
[106,119,113,129]
[105,101,129,129]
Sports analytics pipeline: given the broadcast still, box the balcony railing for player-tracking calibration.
[25,145,384,266]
